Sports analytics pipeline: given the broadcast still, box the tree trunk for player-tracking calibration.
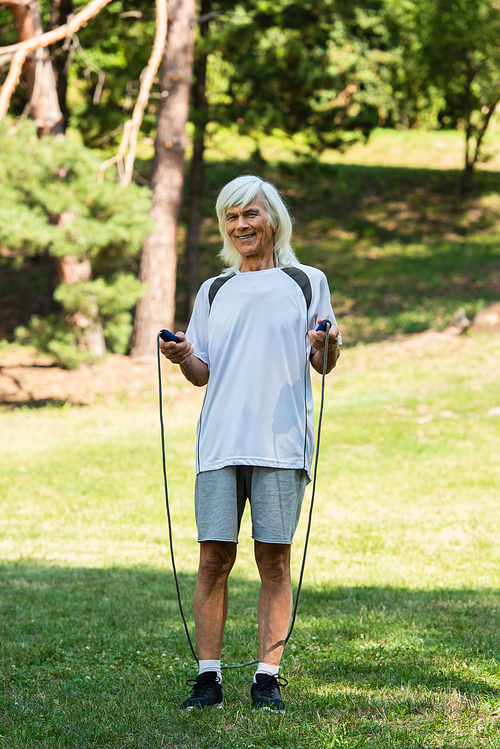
[9,0,65,135]
[184,0,211,318]
[460,125,473,193]
[131,0,196,358]
[49,0,73,130]
[53,211,107,355]
[460,71,475,194]
[460,158,474,194]
[55,255,107,356]
[461,92,500,194]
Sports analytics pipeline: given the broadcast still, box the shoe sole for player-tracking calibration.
[185,702,224,711]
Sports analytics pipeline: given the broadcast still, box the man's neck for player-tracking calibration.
[239,255,276,272]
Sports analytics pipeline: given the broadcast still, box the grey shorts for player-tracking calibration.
[195,465,308,545]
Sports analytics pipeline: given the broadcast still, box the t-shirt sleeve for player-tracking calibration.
[185,279,211,365]
[308,268,342,345]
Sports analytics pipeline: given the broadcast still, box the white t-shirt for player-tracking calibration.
[186,264,340,478]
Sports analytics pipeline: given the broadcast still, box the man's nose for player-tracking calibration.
[236,213,249,228]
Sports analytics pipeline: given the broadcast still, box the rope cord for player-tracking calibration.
[285,320,330,644]
[157,333,199,664]
[157,322,330,669]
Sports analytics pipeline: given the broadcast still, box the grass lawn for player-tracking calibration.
[1,331,500,748]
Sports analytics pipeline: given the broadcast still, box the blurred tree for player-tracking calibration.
[385,0,500,189]
[0,0,119,357]
[65,0,159,148]
[206,1,397,148]
[426,0,500,189]
[48,0,73,130]
[0,120,151,366]
[0,0,155,361]
[184,0,212,316]
[0,1,160,146]
[1,0,66,133]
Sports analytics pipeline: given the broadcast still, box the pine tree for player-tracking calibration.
[0,120,151,367]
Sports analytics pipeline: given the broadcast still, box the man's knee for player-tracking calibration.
[198,541,237,581]
[255,542,291,585]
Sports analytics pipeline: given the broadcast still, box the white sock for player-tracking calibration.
[198,659,221,682]
[254,661,279,683]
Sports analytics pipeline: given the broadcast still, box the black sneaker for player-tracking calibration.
[251,673,288,712]
[181,671,223,710]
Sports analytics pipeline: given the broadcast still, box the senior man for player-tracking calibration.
[160,175,341,711]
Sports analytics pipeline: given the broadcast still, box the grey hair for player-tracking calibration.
[215,175,299,270]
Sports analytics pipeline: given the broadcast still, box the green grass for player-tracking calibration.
[1,333,500,747]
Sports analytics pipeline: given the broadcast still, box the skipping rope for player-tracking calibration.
[156,322,331,669]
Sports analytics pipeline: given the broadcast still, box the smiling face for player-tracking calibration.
[225,195,277,271]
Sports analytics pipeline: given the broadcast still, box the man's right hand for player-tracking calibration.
[159,332,194,365]
[160,333,209,386]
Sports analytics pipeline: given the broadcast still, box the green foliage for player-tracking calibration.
[15,314,98,369]
[8,0,400,152]
[4,0,500,167]
[0,1,154,144]
[198,0,500,172]
[203,0,397,149]
[0,120,151,264]
[54,274,144,354]
[0,120,152,361]
[412,0,500,126]
[14,273,143,367]
[382,0,500,179]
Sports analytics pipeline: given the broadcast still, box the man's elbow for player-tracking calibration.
[192,374,209,387]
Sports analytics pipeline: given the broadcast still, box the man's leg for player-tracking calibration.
[254,541,292,665]
[181,540,237,709]
[194,540,237,659]
[250,541,291,710]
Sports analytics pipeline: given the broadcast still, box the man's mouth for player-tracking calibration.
[237,234,255,240]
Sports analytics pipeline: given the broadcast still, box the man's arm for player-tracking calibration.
[159,332,209,387]
[308,324,340,375]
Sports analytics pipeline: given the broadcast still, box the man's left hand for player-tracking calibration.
[308,322,340,374]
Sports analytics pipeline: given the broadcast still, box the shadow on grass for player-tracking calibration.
[178,158,500,340]
[0,363,89,410]
[1,562,499,747]
[296,585,500,697]
[196,157,500,246]
[0,397,80,410]
[1,562,498,688]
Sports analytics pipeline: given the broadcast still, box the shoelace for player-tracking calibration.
[255,674,288,697]
[185,676,220,697]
